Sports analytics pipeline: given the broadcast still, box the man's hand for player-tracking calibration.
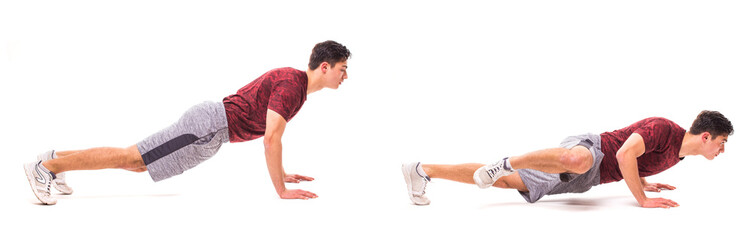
[279,189,318,200]
[643,182,676,192]
[640,197,679,208]
[285,174,315,183]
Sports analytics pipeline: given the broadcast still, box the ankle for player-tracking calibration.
[41,161,61,175]
[417,163,431,178]
[502,157,515,171]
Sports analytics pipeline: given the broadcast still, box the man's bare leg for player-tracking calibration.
[401,162,529,205]
[422,163,528,192]
[473,146,594,188]
[42,145,147,174]
[508,146,594,175]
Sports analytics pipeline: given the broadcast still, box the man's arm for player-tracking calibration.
[264,109,317,200]
[615,133,679,208]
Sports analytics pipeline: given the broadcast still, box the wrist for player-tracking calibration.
[636,195,648,205]
[276,185,287,195]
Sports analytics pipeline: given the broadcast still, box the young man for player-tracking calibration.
[24,40,350,205]
[402,111,733,208]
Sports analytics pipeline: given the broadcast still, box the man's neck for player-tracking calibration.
[679,132,700,158]
[306,69,324,95]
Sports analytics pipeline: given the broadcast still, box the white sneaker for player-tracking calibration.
[473,157,514,189]
[38,150,73,195]
[23,160,57,205]
[401,162,431,205]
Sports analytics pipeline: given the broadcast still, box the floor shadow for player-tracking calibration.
[55,193,181,200]
[29,201,56,206]
[480,195,633,211]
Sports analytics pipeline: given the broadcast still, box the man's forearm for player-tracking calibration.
[264,139,286,195]
[617,154,647,205]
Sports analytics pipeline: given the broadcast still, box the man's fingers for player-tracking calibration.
[287,174,314,182]
[280,189,318,200]
[655,183,676,190]
[643,198,679,208]
[299,191,318,200]
[645,183,676,192]
[296,175,315,181]
[305,191,318,199]
[284,177,301,183]
[660,198,679,208]
[662,184,677,190]
[293,190,318,200]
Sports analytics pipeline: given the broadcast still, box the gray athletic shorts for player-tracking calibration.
[137,101,229,182]
[517,133,605,203]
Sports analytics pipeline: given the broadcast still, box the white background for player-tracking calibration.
[1,0,750,239]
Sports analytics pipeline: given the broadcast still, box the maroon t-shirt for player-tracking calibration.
[599,117,686,184]
[223,67,308,143]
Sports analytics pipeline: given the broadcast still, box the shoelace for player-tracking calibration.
[34,162,53,195]
[486,162,504,178]
[420,177,429,195]
[486,158,510,179]
[45,180,52,194]
[411,164,430,196]
[413,177,428,196]
[34,177,53,195]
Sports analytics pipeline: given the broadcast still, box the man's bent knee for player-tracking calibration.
[560,147,593,174]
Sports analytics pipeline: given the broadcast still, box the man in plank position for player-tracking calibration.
[402,111,733,208]
[25,40,351,205]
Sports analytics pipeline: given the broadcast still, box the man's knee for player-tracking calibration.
[120,145,145,170]
[559,147,593,174]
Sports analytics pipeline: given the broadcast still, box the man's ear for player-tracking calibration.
[319,62,330,73]
[701,132,712,143]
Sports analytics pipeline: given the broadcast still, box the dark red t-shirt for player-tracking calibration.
[223,67,308,143]
[599,117,686,184]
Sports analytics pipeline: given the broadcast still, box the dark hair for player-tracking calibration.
[308,40,351,70]
[689,110,734,139]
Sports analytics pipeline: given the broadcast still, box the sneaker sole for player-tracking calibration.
[23,164,56,205]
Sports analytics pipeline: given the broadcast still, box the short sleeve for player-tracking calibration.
[633,118,672,154]
[267,81,304,122]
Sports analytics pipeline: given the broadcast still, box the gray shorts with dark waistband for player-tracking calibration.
[517,133,605,203]
[136,101,229,182]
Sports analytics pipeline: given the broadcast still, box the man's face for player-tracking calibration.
[702,133,728,160]
[323,60,348,90]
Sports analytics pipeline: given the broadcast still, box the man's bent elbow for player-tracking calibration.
[615,149,633,165]
[263,136,282,150]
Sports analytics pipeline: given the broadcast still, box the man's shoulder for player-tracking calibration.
[647,117,683,129]
[633,117,685,143]
[266,67,305,77]
[634,117,680,129]
[260,67,306,85]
